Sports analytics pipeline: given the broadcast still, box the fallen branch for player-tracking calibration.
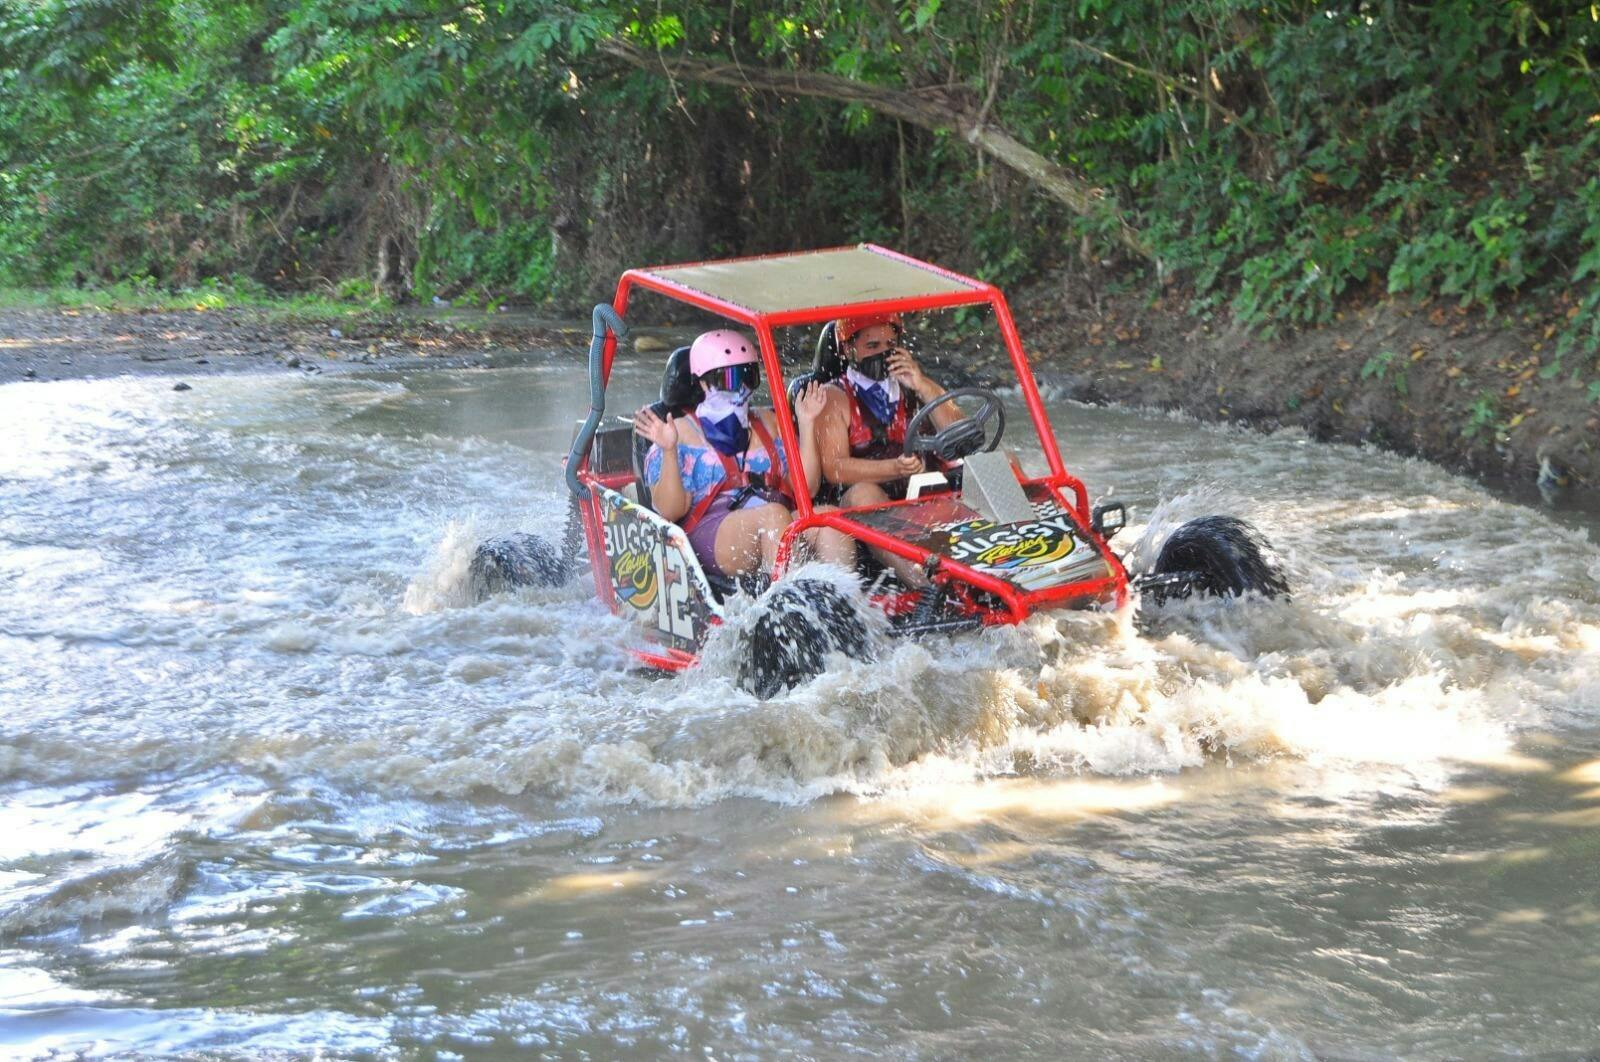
[599,40,1153,263]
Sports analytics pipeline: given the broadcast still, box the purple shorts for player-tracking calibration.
[687,490,782,579]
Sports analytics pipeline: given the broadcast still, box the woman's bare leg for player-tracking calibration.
[798,504,857,567]
[712,502,792,576]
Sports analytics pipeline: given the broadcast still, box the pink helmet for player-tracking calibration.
[689,329,758,378]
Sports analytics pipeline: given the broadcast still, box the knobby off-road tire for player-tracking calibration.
[469,532,570,600]
[1150,516,1289,602]
[737,578,877,698]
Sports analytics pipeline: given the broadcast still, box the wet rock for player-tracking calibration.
[285,355,301,368]
[1536,438,1574,508]
[172,382,192,392]
[1537,449,1571,507]
[634,335,672,353]
[22,367,36,379]
[329,328,342,338]
[196,358,208,364]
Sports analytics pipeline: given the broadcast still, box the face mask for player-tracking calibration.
[853,352,892,382]
[846,367,900,426]
[696,386,752,456]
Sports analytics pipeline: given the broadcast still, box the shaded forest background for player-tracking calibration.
[2,0,1597,375]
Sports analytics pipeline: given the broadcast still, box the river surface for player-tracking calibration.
[2,357,1599,1058]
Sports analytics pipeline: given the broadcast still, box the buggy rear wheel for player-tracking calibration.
[737,577,876,698]
[469,532,569,600]
[1142,516,1289,605]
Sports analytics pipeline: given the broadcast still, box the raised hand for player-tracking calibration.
[793,380,828,426]
[887,347,928,391]
[632,405,679,450]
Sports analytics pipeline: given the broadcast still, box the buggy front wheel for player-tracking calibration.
[1138,516,1289,606]
[737,577,877,698]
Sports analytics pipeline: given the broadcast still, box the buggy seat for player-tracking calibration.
[631,346,702,511]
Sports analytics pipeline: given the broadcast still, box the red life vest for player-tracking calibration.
[837,376,911,460]
[681,415,787,533]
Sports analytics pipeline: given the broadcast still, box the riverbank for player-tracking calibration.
[1013,282,1597,510]
[0,304,579,383]
[2,291,1594,511]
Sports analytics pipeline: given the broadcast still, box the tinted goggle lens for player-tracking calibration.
[702,363,760,392]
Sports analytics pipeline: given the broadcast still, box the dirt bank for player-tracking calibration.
[1011,284,1598,511]
[3,294,1594,512]
[0,306,585,384]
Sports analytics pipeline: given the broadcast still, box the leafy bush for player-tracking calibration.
[2,0,1596,352]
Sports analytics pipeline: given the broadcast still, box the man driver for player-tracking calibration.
[814,312,966,585]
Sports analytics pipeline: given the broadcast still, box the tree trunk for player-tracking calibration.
[599,41,1154,264]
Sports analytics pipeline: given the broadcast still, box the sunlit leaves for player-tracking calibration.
[904,0,940,32]
[634,13,683,49]
[3,0,1598,345]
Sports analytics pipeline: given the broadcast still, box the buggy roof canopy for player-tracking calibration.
[626,244,992,324]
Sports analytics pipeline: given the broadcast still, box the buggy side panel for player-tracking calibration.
[595,484,721,652]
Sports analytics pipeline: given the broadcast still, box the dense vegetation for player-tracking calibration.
[2,1,1597,370]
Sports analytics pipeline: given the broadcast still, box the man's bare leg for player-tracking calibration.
[839,482,928,588]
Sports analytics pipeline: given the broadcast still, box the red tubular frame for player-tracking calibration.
[570,244,1131,663]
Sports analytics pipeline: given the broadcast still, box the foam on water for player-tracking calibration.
[2,373,1595,812]
[4,366,1600,1056]
[402,516,494,614]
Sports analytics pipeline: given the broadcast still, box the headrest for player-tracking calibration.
[787,371,818,406]
[661,346,702,415]
[812,322,846,384]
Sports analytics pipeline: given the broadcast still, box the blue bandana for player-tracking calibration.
[696,387,752,457]
[848,367,901,427]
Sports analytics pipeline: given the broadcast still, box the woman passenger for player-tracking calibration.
[632,329,851,581]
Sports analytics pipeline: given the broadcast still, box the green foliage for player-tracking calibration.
[1461,392,1500,439]
[2,0,1597,348]
[1558,175,1600,365]
[1361,350,1395,381]
[0,0,369,288]
[1389,192,1535,315]
[0,277,389,317]
[1360,349,1409,397]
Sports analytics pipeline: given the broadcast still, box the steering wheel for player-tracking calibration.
[903,387,1006,463]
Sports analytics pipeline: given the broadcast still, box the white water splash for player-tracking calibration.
[402,518,491,614]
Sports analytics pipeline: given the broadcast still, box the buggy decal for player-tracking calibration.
[597,486,719,651]
[945,515,1078,571]
[603,505,661,611]
[848,493,1108,592]
[947,509,1111,592]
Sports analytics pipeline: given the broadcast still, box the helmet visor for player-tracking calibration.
[700,362,761,394]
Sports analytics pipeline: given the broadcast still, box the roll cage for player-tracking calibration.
[567,244,1127,668]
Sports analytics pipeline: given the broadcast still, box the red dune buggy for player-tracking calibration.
[471,245,1287,695]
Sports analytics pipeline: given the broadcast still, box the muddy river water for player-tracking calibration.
[2,357,1599,1058]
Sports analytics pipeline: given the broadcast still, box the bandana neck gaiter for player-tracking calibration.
[846,367,901,427]
[696,387,752,457]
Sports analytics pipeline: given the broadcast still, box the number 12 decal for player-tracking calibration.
[655,538,694,641]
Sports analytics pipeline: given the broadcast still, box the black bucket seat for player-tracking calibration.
[787,320,843,407]
[631,346,703,511]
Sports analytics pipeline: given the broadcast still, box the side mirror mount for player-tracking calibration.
[1092,502,1126,540]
